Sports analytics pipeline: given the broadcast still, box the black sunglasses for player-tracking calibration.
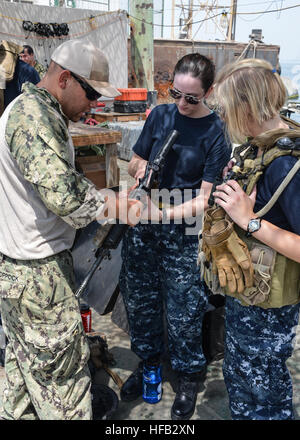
[169,87,201,105]
[70,72,101,101]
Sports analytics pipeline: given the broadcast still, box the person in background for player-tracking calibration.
[20,44,46,78]
[0,39,143,420]
[207,58,300,420]
[119,53,231,420]
[4,58,40,108]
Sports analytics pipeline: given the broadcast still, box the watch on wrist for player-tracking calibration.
[246,218,261,237]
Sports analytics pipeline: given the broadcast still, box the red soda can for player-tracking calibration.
[80,303,92,333]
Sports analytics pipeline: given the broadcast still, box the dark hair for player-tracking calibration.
[21,45,34,55]
[173,53,215,93]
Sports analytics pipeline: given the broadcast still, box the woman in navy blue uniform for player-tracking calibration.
[119,53,230,420]
[211,58,300,419]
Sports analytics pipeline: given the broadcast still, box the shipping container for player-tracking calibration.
[128,38,280,103]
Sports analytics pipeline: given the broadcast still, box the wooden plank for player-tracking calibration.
[88,112,147,123]
[69,122,122,146]
[71,132,121,147]
[105,143,119,188]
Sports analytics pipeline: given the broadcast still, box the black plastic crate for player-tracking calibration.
[113,100,147,113]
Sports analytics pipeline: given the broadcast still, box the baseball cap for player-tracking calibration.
[51,39,120,98]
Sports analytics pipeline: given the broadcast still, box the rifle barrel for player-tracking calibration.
[75,248,108,299]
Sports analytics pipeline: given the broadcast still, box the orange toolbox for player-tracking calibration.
[115,88,148,101]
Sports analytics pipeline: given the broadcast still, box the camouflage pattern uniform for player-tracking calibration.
[33,61,46,79]
[119,222,208,373]
[0,82,106,419]
[0,251,91,420]
[223,296,300,420]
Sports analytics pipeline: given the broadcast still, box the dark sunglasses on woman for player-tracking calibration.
[169,87,201,105]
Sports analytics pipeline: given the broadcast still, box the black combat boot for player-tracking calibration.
[171,368,207,420]
[120,356,161,402]
[120,361,144,402]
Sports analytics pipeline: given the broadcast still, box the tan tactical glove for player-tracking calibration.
[202,206,227,262]
[202,217,254,294]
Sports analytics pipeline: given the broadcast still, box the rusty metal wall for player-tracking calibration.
[129,38,280,103]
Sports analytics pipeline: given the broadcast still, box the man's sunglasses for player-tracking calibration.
[70,72,101,101]
[169,87,201,105]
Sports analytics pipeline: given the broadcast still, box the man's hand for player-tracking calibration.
[97,188,143,227]
[116,190,144,226]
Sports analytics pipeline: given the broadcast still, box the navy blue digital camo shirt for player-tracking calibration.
[132,103,231,197]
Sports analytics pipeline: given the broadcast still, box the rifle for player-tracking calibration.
[208,161,241,207]
[75,129,180,299]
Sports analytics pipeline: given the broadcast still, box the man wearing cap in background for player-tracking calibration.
[0,39,143,420]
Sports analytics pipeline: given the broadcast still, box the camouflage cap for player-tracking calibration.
[51,39,120,98]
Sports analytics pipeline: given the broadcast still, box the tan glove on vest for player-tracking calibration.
[202,206,227,263]
[202,217,254,294]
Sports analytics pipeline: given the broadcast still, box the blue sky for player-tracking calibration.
[123,0,300,62]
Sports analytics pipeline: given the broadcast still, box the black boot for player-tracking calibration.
[171,368,207,420]
[120,361,144,402]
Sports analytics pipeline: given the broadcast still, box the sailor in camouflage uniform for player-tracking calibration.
[33,60,46,79]
[20,45,46,78]
[0,40,141,420]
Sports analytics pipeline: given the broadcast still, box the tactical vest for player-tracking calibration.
[223,117,300,308]
[0,41,23,116]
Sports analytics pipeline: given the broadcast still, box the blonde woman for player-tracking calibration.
[209,59,300,420]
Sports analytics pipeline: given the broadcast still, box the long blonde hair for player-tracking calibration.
[212,58,287,144]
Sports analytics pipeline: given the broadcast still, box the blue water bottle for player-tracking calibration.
[143,363,162,404]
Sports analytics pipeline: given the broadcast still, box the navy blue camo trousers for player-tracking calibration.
[223,296,300,420]
[119,223,208,373]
